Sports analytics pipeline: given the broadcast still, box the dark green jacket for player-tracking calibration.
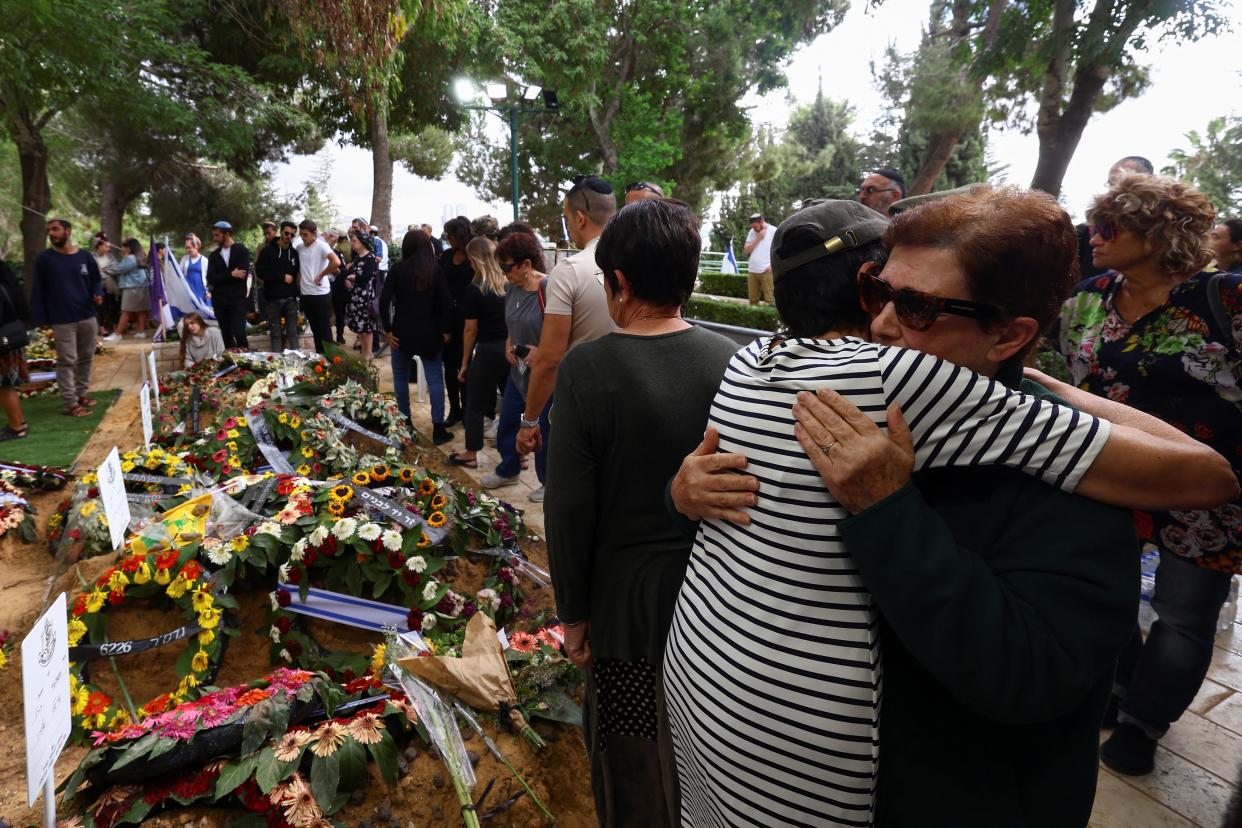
[841,424,1137,826]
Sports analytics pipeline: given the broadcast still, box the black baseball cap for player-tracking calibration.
[771,199,890,282]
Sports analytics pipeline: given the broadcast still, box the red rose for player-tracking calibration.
[302,548,318,567]
[402,570,420,586]
[276,590,292,607]
[407,609,424,629]
[287,640,302,657]
[275,616,293,634]
[87,487,99,498]
[287,567,302,584]
[108,590,124,605]
[69,528,82,542]
[387,552,404,569]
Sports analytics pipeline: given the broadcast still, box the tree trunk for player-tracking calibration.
[12,112,52,290]
[100,179,126,249]
[909,128,965,195]
[369,102,392,240]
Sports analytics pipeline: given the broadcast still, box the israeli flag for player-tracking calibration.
[721,240,740,275]
[161,240,216,322]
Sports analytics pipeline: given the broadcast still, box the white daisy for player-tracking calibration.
[404,555,427,573]
[257,520,283,537]
[381,529,403,552]
[309,525,329,546]
[279,648,292,662]
[278,563,291,582]
[269,625,282,642]
[421,613,437,632]
[205,544,233,566]
[358,522,381,542]
[422,579,439,603]
[269,591,281,611]
[331,517,357,541]
[290,538,307,563]
[476,588,500,611]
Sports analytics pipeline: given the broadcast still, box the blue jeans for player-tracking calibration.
[1117,550,1233,736]
[392,347,445,425]
[495,374,550,483]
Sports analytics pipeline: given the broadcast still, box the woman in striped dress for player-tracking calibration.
[664,196,1234,826]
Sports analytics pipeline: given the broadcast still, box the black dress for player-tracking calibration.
[0,262,30,388]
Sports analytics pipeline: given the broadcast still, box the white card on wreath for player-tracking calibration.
[22,593,70,806]
[96,447,130,550]
[140,383,153,449]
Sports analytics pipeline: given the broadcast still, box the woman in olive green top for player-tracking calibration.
[545,199,737,827]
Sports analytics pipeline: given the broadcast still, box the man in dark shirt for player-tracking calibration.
[255,220,301,352]
[205,220,251,349]
[31,218,102,416]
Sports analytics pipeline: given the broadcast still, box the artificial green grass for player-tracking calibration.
[0,388,122,468]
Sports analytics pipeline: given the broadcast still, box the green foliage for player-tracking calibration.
[1162,116,1242,218]
[144,169,300,246]
[392,126,457,180]
[710,90,870,250]
[458,0,848,234]
[697,273,749,299]
[685,297,780,331]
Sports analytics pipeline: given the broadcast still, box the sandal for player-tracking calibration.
[0,425,28,441]
[79,396,97,407]
[448,453,478,468]
[63,404,91,417]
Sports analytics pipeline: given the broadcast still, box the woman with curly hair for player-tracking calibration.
[1051,173,1242,776]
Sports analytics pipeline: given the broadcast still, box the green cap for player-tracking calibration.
[887,183,989,215]
[770,199,891,281]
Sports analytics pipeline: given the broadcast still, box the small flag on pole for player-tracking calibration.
[721,240,740,275]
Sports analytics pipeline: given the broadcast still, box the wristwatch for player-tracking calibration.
[519,415,541,429]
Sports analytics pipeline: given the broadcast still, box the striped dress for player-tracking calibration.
[663,337,1110,827]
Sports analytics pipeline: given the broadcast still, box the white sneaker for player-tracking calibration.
[529,485,545,503]
[102,333,122,343]
[480,472,519,489]
[133,331,146,339]
[483,418,497,442]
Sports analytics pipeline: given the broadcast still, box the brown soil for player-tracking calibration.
[0,440,594,827]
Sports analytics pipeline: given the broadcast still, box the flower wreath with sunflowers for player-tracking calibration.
[67,541,237,741]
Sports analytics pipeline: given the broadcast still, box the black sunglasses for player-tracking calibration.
[1088,222,1117,242]
[625,181,658,194]
[281,230,295,238]
[858,271,1002,332]
[499,261,516,273]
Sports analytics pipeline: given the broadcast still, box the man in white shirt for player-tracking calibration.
[744,213,774,305]
[293,219,341,354]
[512,175,618,502]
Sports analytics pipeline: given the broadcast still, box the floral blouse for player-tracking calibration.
[1051,268,1242,573]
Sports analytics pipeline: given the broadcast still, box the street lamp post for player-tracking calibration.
[456,80,559,222]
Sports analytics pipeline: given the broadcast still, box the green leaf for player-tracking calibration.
[241,696,289,755]
[116,796,154,825]
[366,730,399,786]
[310,751,340,813]
[316,681,344,718]
[255,745,298,793]
[336,737,367,790]
[345,565,362,596]
[371,569,393,599]
[530,688,582,726]
[215,752,260,797]
[147,734,179,762]
[108,732,159,771]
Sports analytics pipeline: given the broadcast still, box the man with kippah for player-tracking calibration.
[742,213,775,305]
[856,167,906,214]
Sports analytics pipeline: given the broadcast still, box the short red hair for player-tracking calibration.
[886,186,1077,346]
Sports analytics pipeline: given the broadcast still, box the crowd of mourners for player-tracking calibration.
[10,156,1242,826]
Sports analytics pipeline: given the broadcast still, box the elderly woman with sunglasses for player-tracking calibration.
[663,192,1237,827]
[1046,174,1242,777]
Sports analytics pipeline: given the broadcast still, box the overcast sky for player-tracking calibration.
[268,0,1241,237]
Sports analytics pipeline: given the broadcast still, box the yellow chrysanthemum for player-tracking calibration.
[154,567,171,585]
[79,501,98,518]
[67,618,87,646]
[133,561,152,584]
[226,429,240,439]
[290,417,301,429]
[232,535,250,552]
[278,413,289,424]
[301,446,314,458]
[199,607,222,630]
[166,576,191,599]
[370,644,387,677]
[80,472,98,485]
[121,461,135,473]
[227,441,238,452]
[191,649,210,673]
[192,590,214,613]
[198,629,215,646]
[296,464,311,476]
[107,570,129,591]
[85,592,105,614]
[71,686,89,716]
[228,455,241,468]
